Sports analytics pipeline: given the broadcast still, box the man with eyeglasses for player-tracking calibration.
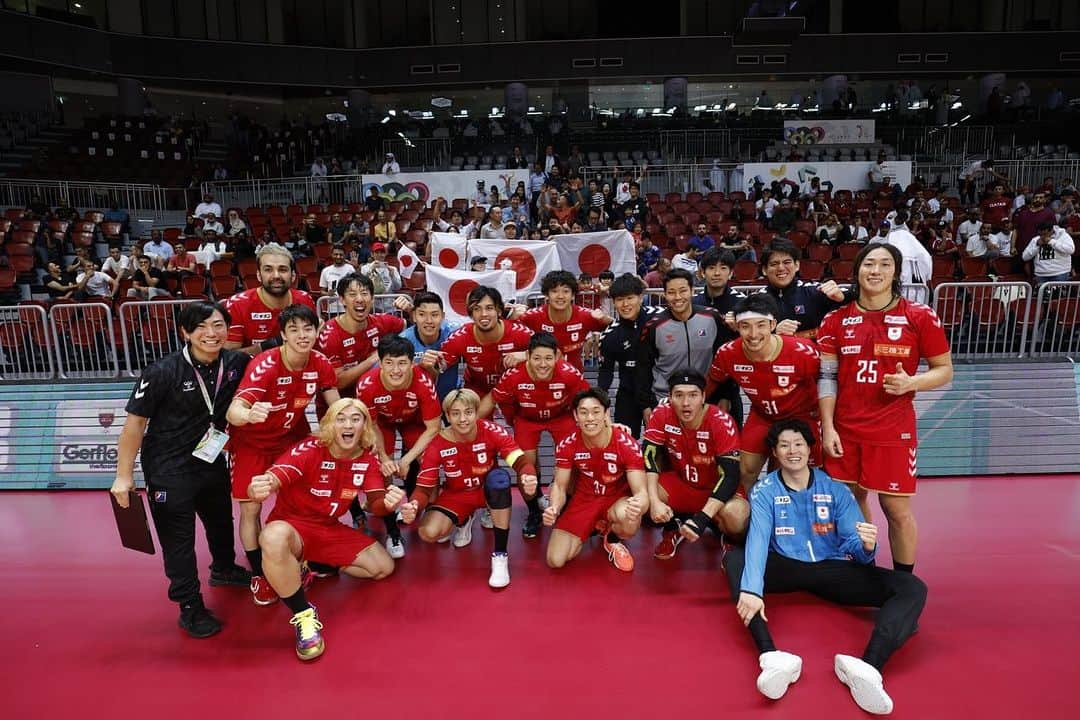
[757,239,848,341]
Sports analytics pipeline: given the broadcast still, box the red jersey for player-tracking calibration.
[980,196,1011,228]
[519,305,607,371]
[355,366,441,428]
[709,335,820,419]
[440,321,534,395]
[491,359,590,424]
[224,288,317,346]
[642,404,739,488]
[554,426,644,499]
[417,419,523,493]
[232,348,337,451]
[266,439,385,523]
[817,298,950,444]
[316,314,407,374]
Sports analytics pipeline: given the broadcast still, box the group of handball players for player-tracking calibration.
[111,238,952,716]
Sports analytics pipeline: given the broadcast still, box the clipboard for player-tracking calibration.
[110,492,156,555]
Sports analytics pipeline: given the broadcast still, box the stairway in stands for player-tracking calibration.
[0,124,77,178]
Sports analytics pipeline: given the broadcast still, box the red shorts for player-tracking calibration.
[742,411,823,466]
[512,413,577,451]
[428,487,488,525]
[657,471,711,514]
[380,423,426,457]
[268,513,375,567]
[230,444,283,501]
[555,491,625,541]
[824,438,917,496]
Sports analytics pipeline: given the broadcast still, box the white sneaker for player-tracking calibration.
[452,512,475,548]
[488,552,510,588]
[437,532,451,543]
[384,535,405,559]
[834,655,893,715]
[756,650,803,700]
[479,508,494,529]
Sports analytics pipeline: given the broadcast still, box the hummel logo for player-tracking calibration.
[134,380,149,399]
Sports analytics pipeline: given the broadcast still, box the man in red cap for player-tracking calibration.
[360,241,403,312]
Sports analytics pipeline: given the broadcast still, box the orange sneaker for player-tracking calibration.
[603,537,635,572]
[653,529,683,559]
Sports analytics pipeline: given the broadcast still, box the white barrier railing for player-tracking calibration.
[932,282,1032,359]
[205,175,364,210]
[117,299,199,377]
[0,178,168,217]
[0,304,53,380]
[1029,281,1080,360]
[48,302,120,379]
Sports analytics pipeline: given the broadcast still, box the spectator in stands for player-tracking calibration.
[583,207,606,233]
[26,195,48,218]
[65,246,91,276]
[225,210,247,238]
[480,207,507,239]
[470,255,488,272]
[886,211,932,285]
[543,145,559,174]
[168,242,198,276]
[672,245,701,277]
[143,230,174,268]
[980,183,1012,228]
[128,255,168,299]
[299,214,322,249]
[434,207,464,234]
[772,198,798,234]
[552,195,576,229]
[183,213,200,236]
[502,195,530,229]
[959,159,1004,206]
[529,163,547,217]
[818,214,843,245]
[104,201,130,234]
[102,246,132,279]
[839,216,870,245]
[689,222,715,253]
[622,182,648,225]
[695,247,744,320]
[966,224,999,265]
[372,210,396,246]
[327,213,348,244]
[346,212,370,244]
[1022,222,1075,288]
[1014,191,1056,254]
[53,197,78,223]
[718,225,756,262]
[1053,189,1077,223]
[473,180,490,208]
[381,153,400,175]
[756,189,779,225]
[194,193,222,220]
[644,257,672,288]
[504,222,520,241]
[319,246,355,298]
[199,229,233,263]
[365,187,386,213]
[510,146,529,169]
[76,258,119,300]
[45,262,77,299]
[200,212,225,238]
[361,243,402,311]
[1013,185,1029,212]
[929,222,961,260]
[637,234,661,276]
[956,207,982,247]
[547,165,565,193]
[284,228,311,258]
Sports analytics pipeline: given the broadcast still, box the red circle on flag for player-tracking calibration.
[448,279,480,317]
[399,254,415,269]
[494,248,536,290]
[578,244,611,276]
[438,248,460,268]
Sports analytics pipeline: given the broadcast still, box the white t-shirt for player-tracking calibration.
[886,228,932,284]
[957,220,982,243]
[319,263,356,293]
[194,201,222,219]
[202,220,224,235]
[671,253,699,275]
[993,232,1013,256]
[756,197,778,219]
[966,233,992,258]
[78,271,113,297]
[102,255,130,276]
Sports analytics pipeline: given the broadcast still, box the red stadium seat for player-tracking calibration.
[828,259,854,281]
[211,276,238,299]
[732,260,759,283]
[805,243,833,264]
[837,243,863,261]
[296,256,319,276]
[799,259,824,281]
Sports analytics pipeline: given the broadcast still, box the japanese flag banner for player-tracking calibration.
[467,238,559,298]
[429,232,469,270]
[424,265,518,324]
[553,229,637,277]
[396,244,422,279]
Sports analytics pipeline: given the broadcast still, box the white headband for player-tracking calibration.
[735,311,776,323]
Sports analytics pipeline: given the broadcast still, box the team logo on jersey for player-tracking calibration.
[277,376,293,385]
[873,343,912,357]
[888,327,903,341]
[553,390,562,399]
[778,376,790,387]
[251,312,272,321]
[734,364,754,373]
[182,381,195,392]
[571,332,580,342]
[306,383,317,395]
[816,505,830,520]
[697,441,708,454]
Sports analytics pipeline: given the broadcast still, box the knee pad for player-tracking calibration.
[484,468,512,509]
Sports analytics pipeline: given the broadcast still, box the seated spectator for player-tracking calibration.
[45,262,78,299]
[772,198,798,234]
[142,230,174,268]
[200,213,225,237]
[194,193,222,220]
[284,228,311,257]
[644,257,672,288]
[301,214,324,247]
[621,183,648,224]
[102,246,132,279]
[966,224,999,260]
[361,243,402,311]
[364,187,386,213]
[224,210,247,238]
[756,189,779,224]
[504,222,520,241]
[345,213,370,244]
[637,234,661,276]
[502,195,530,229]
[817,214,843,245]
[718,225,755,262]
[839,216,870,245]
[672,245,702,277]
[689,223,715,253]
[583,207,607,233]
[167,243,199,277]
[807,192,830,224]
[326,213,349,244]
[76,259,119,300]
[929,223,961,258]
[128,256,168,299]
[956,207,982,246]
[318,246,355,297]
[183,214,201,236]
[198,230,233,263]
[372,210,396,245]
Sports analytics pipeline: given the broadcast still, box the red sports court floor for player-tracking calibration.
[4,475,1078,718]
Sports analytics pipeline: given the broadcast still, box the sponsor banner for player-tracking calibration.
[742,161,912,194]
[362,169,530,206]
[783,119,875,145]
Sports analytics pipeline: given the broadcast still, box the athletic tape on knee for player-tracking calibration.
[484,468,512,509]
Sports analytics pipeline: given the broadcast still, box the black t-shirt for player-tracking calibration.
[133,267,164,286]
[365,196,386,212]
[125,348,250,482]
[622,197,648,221]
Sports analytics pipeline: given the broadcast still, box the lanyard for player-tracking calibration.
[183,346,224,418]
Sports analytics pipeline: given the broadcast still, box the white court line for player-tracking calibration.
[1046,543,1080,560]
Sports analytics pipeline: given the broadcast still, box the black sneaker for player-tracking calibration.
[522,511,542,539]
[305,560,339,578]
[178,603,223,639]
[208,564,253,587]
